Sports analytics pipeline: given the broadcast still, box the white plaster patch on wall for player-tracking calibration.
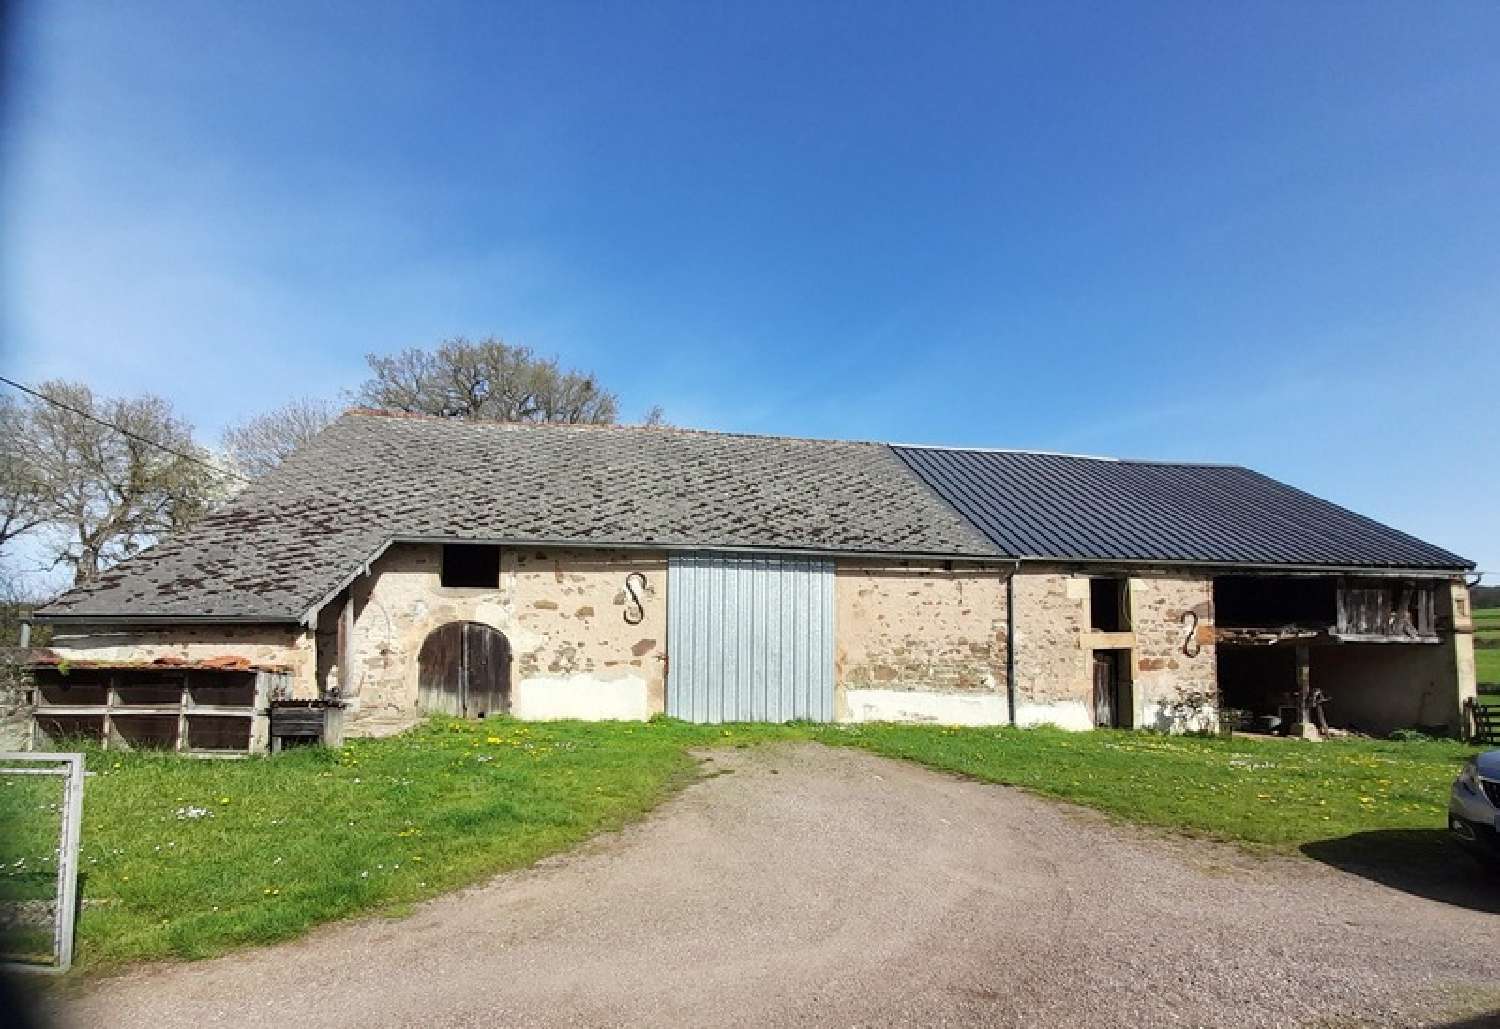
[513,674,650,722]
[1013,700,1093,732]
[840,688,1010,725]
[341,712,415,739]
[1139,701,1219,734]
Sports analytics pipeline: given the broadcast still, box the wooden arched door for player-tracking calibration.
[417,622,512,718]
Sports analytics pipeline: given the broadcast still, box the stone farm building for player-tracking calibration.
[21,411,1478,755]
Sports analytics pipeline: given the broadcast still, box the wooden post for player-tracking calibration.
[176,673,189,754]
[103,673,117,752]
[253,671,274,754]
[1294,645,1315,739]
[336,591,355,698]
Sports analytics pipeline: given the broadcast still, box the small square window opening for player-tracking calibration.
[441,544,500,588]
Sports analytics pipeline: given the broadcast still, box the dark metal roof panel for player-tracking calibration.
[893,446,1472,571]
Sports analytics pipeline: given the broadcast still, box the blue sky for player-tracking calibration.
[3,1,1497,574]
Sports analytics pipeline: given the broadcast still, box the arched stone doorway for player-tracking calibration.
[417,622,512,718]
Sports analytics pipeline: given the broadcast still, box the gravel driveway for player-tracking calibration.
[45,744,1500,1028]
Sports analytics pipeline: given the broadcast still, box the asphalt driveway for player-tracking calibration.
[47,744,1500,1028]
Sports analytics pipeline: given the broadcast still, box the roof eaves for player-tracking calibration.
[36,535,1013,628]
[34,612,304,626]
[1011,554,1471,576]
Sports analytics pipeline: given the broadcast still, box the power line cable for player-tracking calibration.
[0,374,253,485]
[0,374,372,517]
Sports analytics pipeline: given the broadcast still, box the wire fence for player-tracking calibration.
[0,754,84,973]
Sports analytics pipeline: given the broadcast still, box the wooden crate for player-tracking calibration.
[268,702,343,751]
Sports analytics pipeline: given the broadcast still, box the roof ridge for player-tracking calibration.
[341,408,886,447]
[890,441,1247,469]
[343,409,1245,465]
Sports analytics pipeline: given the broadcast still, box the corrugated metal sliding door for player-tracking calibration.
[667,553,835,723]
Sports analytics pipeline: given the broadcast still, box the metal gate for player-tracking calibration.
[666,553,835,723]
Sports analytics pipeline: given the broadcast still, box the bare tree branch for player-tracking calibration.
[13,381,221,584]
[0,396,49,552]
[354,337,623,424]
[222,398,339,478]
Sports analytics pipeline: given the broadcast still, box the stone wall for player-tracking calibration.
[1313,643,1462,735]
[1010,570,1216,730]
[333,544,667,736]
[0,656,31,750]
[1448,579,1478,710]
[1127,574,1216,730]
[835,565,1220,729]
[1010,573,1091,728]
[30,559,1469,741]
[835,561,1008,724]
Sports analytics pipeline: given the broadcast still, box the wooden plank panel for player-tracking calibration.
[270,710,326,734]
[417,623,465,716]
[1092,653,1113,728]
[463,623,511,719]
[111,714,180,751]
[186,715,252,751]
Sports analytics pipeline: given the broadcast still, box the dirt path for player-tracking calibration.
[45,744,1500,1028]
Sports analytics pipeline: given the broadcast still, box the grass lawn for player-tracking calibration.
[0,719,794,974]
[0,718,1480,975]
[827,723,1472,849]
[1474,607,1499,686]
[0,774,68,964]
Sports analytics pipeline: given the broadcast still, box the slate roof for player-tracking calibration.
[894,446,1472,572]
[37,413,998,622]
[36,416,1471,624]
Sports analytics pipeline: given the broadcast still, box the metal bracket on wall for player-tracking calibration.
[623,572,647,625]
[1181,611,1201,657]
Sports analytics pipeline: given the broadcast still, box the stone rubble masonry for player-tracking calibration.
[342,549,1021,735]
[835,565,1218,729]
[1449,580,1478,710]
[1010,570,1215,730]
[1010,573,1088,725]
[0,658,32,750]
[835,561,1010,724]
[835,561,1008,692]
[31,553,1234,741]
[1126,573,1216,730]
[324,544,668,737]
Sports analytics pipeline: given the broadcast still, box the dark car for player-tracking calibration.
[1450,749,1500,863]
